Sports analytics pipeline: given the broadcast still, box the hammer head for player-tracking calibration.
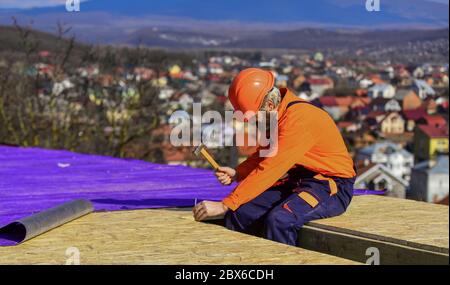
[193,143,220,170]
[193,143,205,157]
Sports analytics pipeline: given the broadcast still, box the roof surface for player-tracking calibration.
[418,124,449,138]
[0,145,392,246]
[402,108,427,120]
[359,141,412,157]
[413,155,449,174]
[0,145,235,240]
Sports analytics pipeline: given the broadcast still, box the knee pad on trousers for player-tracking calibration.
[264,207,301,232]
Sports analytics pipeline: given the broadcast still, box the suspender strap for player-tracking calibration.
[286,100,315,109]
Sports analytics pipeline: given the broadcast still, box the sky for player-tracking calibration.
[0,0,88,9]
[0,0,448,9]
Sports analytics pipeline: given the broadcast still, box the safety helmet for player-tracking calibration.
[228,68,275,118]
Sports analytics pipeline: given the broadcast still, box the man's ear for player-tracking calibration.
[267,100,276,112]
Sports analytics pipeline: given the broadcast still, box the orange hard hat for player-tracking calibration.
[228,68,275,117]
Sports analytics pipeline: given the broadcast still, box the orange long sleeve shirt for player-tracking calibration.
[222,88,356,211]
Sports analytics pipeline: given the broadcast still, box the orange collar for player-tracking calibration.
[277,88,304,120]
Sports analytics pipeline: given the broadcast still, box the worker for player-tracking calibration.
[193,68,356,246]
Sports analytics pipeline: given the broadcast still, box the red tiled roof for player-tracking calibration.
[418,125,449,138]
[366,111,386,119]
[338,121,354,128]
[402,108,427,121]
[420,115,447,128]
[355,162,377,176]
[335,96,353,107]
[308,78,333,86]
[369,75,384,84]
[318,96,338,107]
[355,89,368,97]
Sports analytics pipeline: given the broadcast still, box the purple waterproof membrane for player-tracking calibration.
[0,145,379,246]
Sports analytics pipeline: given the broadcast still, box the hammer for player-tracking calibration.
[193,143,220,171]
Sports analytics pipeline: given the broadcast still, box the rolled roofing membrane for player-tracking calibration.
[0,200,93,246]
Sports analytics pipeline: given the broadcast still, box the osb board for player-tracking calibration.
[0,209,358,265]
[308,196,449,254]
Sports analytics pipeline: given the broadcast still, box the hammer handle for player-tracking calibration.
[200,148,220,170]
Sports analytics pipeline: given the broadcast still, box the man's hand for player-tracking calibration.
[193,201,229,221]
[215,166,237,185]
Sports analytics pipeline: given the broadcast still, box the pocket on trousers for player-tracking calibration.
[298,191,319,208]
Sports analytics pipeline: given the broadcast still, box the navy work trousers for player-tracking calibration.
[224,170,355,246]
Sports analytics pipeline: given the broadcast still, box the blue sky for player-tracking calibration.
[0,0,448,9]
[0,0,88,9]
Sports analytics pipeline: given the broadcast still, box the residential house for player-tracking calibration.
[421,98,438,115]
[350,97,371,108]
[52,79,74,96]
[177,93,194,111]
[368,74,385,85]
[394,89,422,111]
[413,66,425,78]
[316,96,349,121]
[402,108,428,132]
[417,115,447,129]
[337,121,360,133]
[151,75,168,88]
[313,52,324,62]
[335,96,353,115]
[134,67,155,81]
[359,78,374,89]
[198,64,208,76]
[436,96,449,109]
[146,125,197,166]
[168,65,182,77]
[347,97,371,119]
[99,74,114,87]
[428,73,449,89]
[350,131,377,149]
[368,84,396,99]
[394,65,412,86]
[412,79,436,99]
[363,111,386,131]
[414,125,449,162]
[384,99,402,112]
[355,163,408,198]
[370,98,390,112]
[356,141,414,181]
[293,74,306,90]
[200,90,218,107]
[35,63,55,77]
[158,87,175,101]
[77,65,99,78]
[409,155,449,204]
[355,89,368,97]
[276,74,289,88]
[380,112,405,135]
[308,76,334,96]
[208,63,224,75]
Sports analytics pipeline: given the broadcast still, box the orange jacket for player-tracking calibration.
[223,88,356,211]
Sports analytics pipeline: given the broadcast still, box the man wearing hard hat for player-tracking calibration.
[193,68,356,246]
